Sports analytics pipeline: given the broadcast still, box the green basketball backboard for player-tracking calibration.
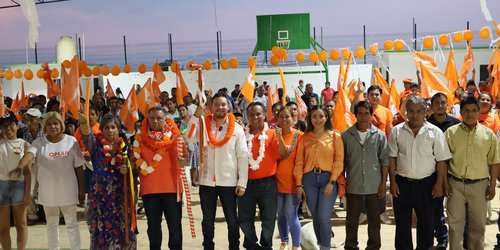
[256,13,311,51]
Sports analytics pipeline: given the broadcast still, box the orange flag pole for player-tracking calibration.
[197,68,204,164]
[0,79,4,117]
[85,80,91,124]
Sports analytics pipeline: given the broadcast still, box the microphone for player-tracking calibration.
[218,126,223,131]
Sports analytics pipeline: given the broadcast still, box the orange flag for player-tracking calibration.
[444,48,459,91]
[84,79,91,124]
[278,67,287,106]
[337,60,345,90]
[152,63,166,85]
[373,67,391,107]
[60,56,81,119]
[175,68,189,100]
[343,52,352,89]
[347,79,357,101]
[294,88,308,121]
[20,82,27,106]
[0,79,4,117]
[266,87,275,121]
[105,79,115,99]
[240,65,256,103]
[42,63,61,98]
[273,84,279,104]
[388,79,400,115]
[491,52,500,99]
[136,78,155,115]
[332,85,356,132]
[413,51,438,69]
[419,61,454,106]
[152,81,161,104]
[119,87,139,133]
[11,93,22,121]
[176,78,184,105]
[458,42,474,88]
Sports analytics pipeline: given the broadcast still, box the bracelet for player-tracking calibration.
[296,185,303,188]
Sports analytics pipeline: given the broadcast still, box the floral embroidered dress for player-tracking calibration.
[83,133,136,250]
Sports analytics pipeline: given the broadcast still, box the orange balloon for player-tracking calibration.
[453,32,463,43]
[355,46,366,58]
[0,68,3,75]
[102,65,110,76]
[309,51,319,63]
[438,34,449,46]
[220,59,229,70]
[276,48,287,59]
[123,64,131,73]
[187,60,196,71]
[4,70,13,80]
[319,50,328,61]
[137,64,146,74]
[283,53,289,61]
[111,65,120,76]
[36,69,44,79]
[341,48,351,59]
[83,67,92,77]
[204,59,212,70]
[92,66,101,76]
[14,69,23,79]
[247,57,257,68]
[170,62,178,72]
[78,60,87,69]
[423,36,434,48]
[270,55,279,66]
[296,52,305,63]
[330,49,340,61]
[394,40,404,51]
[479,27,490,39]
[50,69,59,78]
[271,46,280,55]
[24,69,34,80]
[463,30,473,41]
[229,58,239,68]
[369,44,379,55]
[383,40,394,50]
[62,60,71,68]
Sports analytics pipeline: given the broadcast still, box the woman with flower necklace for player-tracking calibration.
[294,105,344,250]
[79,113,136,250]
[275,106,304,250]
[131,106,187,250]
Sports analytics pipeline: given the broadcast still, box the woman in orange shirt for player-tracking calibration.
[275,107,303,250]
[478,93,500,134]
[294,106,344,250]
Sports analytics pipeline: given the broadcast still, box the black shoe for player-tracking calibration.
[436,242,447,249]
[27,219,38,226]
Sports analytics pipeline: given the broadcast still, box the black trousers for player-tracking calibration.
[142,193,182,250]
[199,185,240,250]
[345,193,381,250]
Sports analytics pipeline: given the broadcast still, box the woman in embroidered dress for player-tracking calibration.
[79,113,137,250]
[178,104,199,186]
[294,106,344,250]
[275,107,303,250]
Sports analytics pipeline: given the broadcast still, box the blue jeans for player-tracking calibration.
[302,172,337,249]
[238,177,277,250]
[277,193,301,247]
[433,196,448,245]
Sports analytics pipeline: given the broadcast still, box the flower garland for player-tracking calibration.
[245,122,269,171]
[97,134,124,167]
[205,113,236,147]
[132,117,180,176]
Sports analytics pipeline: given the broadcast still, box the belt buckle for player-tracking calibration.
[313,167,322,174]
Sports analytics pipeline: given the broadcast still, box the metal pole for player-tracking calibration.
[78,37,82,60]
[467,21,469,29]
[363,25,366,64]
[313,27,316,41]
[35,42,38,64]
[168,33,173,62]
[219,31,223,59]
[413,18,417,50]
[216,31,220,69]
[123,35,128,65]
[320,26,323,46]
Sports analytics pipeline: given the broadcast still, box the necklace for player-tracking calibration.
[245,122,269,171]
[97,134,124,167]
[132,117,180,176]
[205,113,236,147]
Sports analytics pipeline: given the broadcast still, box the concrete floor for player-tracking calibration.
[8,184,500,250]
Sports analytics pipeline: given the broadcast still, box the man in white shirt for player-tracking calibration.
[252,85,268,111]
[187,93,248,250]
[388,96,451,250]
[183,94,198,115]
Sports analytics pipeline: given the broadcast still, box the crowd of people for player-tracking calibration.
[0,74,499,250]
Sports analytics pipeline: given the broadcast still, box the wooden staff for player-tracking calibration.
[197,68,204,164]
[123,165,129,244]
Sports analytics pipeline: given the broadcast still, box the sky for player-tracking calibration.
[1,0,499,50]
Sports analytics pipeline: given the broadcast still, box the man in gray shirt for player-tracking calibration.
[342,101,389,250]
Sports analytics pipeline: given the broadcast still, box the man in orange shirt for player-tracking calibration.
[133,106,187,250]
[239,102,282,250]
[399,78,413,100]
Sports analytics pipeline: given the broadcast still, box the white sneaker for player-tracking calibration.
[279,242,289,250]
[358,213,367,224]
[380,212,391,224]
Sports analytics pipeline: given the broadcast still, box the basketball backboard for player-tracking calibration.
[256,13,311,51]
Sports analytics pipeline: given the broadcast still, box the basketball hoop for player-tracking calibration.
[276,40,290,50]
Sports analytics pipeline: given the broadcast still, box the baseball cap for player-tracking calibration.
[0,111,18,125]
[403,78,413,84]
[26,108,42,118]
